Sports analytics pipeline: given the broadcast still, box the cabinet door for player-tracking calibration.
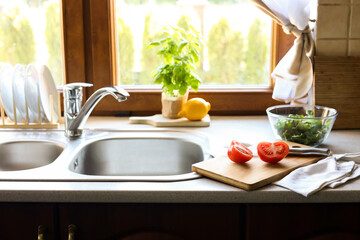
[59,203,243,240]
[0,203,56,240]
[246,203,360,240]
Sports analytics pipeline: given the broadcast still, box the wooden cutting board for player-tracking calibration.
[129,114,210,127]
[192,145,324,190]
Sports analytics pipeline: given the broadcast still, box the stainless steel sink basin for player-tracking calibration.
[67,130,210,181]
[0,139,64,171]
[70,138,204,176]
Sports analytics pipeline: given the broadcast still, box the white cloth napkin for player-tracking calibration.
[274,153,360,197]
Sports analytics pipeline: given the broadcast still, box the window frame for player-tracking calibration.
[62,0,294,116]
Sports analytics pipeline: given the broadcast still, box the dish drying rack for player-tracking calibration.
[0,92,62,129]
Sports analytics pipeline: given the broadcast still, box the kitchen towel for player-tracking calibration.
[249,0,315,104]
[274,153,360,197]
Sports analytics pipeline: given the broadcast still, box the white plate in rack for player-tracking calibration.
[0,63,22,122]
[38,64,59,123]
[13,64,36,123]
[25,64,46,122]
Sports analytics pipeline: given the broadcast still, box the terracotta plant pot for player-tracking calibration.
[161,91,189,119]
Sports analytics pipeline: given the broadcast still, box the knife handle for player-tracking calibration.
[288,147,330,156]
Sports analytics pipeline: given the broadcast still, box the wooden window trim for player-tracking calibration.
[62,0,294,116]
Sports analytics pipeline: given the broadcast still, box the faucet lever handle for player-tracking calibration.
[63,83,93,100]
[64,83,93,90]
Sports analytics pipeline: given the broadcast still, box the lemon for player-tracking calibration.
[178,98,211,121]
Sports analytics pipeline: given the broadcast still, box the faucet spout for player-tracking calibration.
[63,84,129,138]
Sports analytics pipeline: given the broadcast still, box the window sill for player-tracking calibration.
[91,88,280,116]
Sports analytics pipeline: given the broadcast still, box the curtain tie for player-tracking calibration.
[283,24,311,38]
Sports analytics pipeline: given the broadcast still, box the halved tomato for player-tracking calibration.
[227,141,253,163]
[257,141,289,163]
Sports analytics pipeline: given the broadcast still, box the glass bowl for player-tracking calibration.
[266,105,338,147]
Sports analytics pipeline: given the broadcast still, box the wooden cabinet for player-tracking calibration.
[1,202,360,240]
[58,203,242,240]
[0,203,56,240]
[246,203,360,240]
[0,202,241,240]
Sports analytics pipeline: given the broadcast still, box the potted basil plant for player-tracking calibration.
[147,26,202,119]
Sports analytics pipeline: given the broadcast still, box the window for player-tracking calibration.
[115,0,272,88]
[62,0,294,116]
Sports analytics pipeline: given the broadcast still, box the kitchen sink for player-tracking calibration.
[67,130,210,181]
[0,140,64,171]
[69,137,204,177]
[0,129,210,182]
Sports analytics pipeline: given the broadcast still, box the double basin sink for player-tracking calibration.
[0,129,210,182]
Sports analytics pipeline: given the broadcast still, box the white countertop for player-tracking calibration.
[1,116,360,203]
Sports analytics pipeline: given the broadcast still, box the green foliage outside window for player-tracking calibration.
[206,18,244,84]
[45,1,63,85]
[0,7,36,65]
[0,2,63,86]
[117,18,135,85]
[176,15,192,33]
[140,14,165,84]
[243,18,269,85]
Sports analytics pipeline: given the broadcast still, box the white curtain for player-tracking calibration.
[250,0,315,104]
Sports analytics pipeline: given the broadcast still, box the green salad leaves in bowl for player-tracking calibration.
[266,105,338,147]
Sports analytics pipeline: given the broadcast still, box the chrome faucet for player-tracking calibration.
[63,83,129,138]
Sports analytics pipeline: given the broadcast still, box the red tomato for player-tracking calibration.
[227,142,253,163]
[257,141,289,163]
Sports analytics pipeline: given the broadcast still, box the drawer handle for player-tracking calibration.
[38,225,45,240]
[68,224,77,240]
